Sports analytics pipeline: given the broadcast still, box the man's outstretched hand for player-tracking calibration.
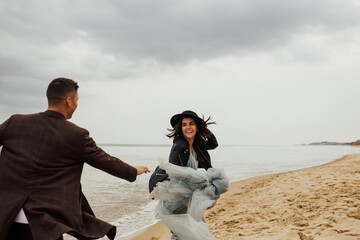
[135,166,150,175]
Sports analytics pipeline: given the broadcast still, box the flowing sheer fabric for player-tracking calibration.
[150,160,230,240]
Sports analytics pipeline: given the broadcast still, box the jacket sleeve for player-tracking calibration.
[149,139,188,193]
[169,139,188,166]
[148,166,168,193]
[81,131,138,182]
[206,132,218,150]
[0,118,10,147]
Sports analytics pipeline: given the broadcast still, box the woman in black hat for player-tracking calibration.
[149,110,218,240]
[166,110,217,170]
[149,110,218,193]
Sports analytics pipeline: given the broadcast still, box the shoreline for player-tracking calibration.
[119,170,274,240]
[120,153,360,240]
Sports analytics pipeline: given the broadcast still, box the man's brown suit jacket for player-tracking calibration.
[0,110,138,240]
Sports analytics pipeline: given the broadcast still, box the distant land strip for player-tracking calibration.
[305,139,360,146]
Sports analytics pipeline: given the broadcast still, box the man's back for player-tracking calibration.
[0,110,137,240]
[0,78,149,240]
[0,111,85,188]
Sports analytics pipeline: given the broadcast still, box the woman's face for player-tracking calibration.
[181,117,197,142]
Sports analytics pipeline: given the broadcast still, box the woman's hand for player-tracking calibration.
[135,166,150,175]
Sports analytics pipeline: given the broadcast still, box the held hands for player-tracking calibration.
[135,166,150,175]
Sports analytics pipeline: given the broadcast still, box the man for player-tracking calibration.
[0,78,150,240]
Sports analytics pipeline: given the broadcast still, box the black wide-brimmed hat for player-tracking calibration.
[170,110,203,127]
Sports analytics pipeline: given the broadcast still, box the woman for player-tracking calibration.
[167,110,217,169]
[149,110,217,193]
[149,110,226,240]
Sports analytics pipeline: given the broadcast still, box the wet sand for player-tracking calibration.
[121,153,360,240]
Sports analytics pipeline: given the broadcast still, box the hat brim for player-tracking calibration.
[170,113,203,128]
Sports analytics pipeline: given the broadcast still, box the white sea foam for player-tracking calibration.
[112,200,159,238]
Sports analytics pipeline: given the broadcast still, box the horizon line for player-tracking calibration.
[97,143,328,147]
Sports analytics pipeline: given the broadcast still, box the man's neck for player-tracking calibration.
[47,107,67,119]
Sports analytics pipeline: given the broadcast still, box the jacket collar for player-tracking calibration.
[45,110,66,120]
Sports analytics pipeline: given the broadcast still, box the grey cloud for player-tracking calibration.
[1,0,359,65]
[0,57,26,75]
[1,1,359,100]
[77,0,360,62]
[0,78,45,96]
[0,78,47,118]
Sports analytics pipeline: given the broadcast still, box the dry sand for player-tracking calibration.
[121,153,360,240]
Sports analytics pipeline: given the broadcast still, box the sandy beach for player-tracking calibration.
[121,153,360,240]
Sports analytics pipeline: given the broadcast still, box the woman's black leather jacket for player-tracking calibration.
[149,133,218,193]
[169,133,218,169]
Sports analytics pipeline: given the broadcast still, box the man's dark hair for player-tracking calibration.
[47,78,79,106]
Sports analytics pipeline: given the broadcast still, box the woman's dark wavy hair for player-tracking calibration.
[166,116,216,144]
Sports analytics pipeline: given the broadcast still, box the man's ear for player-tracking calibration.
[65,96,72,107]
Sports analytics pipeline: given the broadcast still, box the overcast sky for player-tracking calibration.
[1,0,360,145]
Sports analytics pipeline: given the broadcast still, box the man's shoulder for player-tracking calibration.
[64,120,88,134]
[10,112,41,119]
[7,112,42,123]
[9,112,88,134]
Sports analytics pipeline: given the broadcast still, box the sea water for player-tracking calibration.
[78,145,359,239]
